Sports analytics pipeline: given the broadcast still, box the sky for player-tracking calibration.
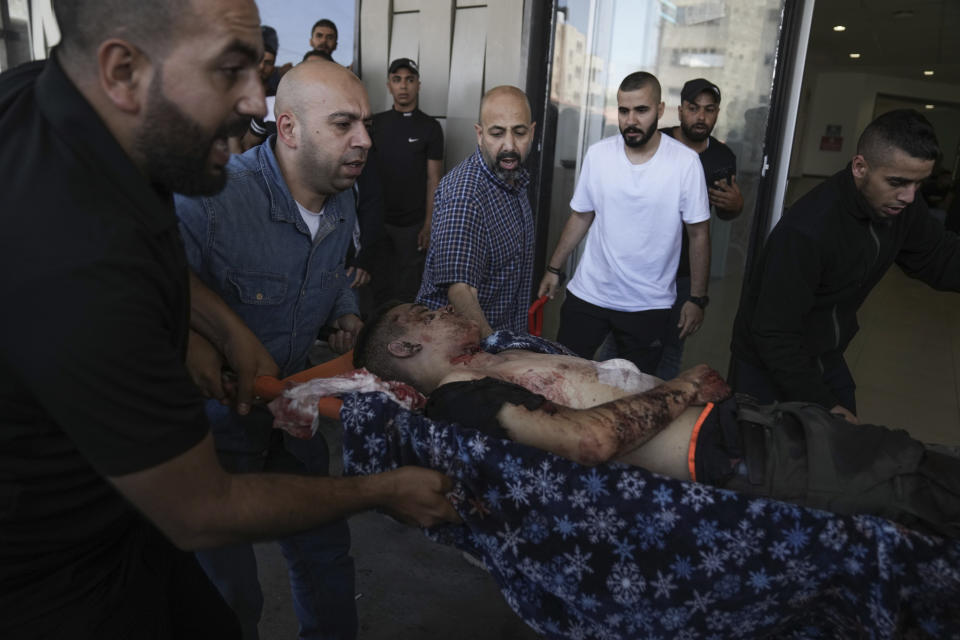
[256,0,355,67]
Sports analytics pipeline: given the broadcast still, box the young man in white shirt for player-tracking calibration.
[539,71,711,374]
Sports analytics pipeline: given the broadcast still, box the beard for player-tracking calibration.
[620,118,658,148]
[134,69,248,196]
[680,120,710,143]
[482,148,524,182]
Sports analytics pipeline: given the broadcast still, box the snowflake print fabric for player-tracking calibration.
[343,332,960,636]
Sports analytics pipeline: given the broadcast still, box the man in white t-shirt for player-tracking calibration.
[539,71,710,374]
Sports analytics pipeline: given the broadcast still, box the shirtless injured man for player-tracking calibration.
[351,302,960,538]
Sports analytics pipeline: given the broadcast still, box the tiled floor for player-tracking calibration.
[845,266,960,445]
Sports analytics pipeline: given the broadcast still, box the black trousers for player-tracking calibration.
[557,291,670,374]
[369,222,425,307]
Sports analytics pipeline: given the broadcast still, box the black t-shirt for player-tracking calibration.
[424,377,548,439]
[371,107,444,226]
[0,55,209,633]
[661,127,738,278]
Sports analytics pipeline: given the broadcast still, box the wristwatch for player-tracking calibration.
[688,295,710,309]
[546,265,567,286]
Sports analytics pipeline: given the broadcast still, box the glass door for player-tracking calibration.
[541,0,790,375]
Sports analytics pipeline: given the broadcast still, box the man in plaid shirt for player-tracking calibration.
[416,86,536,336]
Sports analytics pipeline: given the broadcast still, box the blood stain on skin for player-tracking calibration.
[504,371,568,405]
[539,400,559,416]
[449,344,482,365]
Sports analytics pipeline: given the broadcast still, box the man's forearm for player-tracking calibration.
[547,210,595,269]
[686,221,710,296]
[188,471,387,548]
[110,434,456,550]
[448,282,494,337]
[498,366,729,465]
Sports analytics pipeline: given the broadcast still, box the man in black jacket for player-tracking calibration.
[731,109,960,422]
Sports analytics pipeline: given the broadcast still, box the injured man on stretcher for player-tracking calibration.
[352,302,960,538]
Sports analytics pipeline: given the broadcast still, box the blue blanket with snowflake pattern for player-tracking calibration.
[340,331,960,639]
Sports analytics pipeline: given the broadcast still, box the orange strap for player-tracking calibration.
[253,350,356,401]
[686,402,715,483]
[253,350,356,420]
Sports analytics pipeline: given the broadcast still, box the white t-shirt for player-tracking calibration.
[265,96,276,123]
[567,133,709,311]
[296,201,325,240]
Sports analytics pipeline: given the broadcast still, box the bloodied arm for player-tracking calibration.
[494,365,729,466]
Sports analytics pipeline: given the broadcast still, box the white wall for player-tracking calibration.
[797,71,960,176]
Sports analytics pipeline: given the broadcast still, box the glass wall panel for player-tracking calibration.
[543,0,785,375]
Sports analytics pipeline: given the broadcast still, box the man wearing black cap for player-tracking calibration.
[369,57,444,306]
[229,25,280,154]
[260,24,283,96]
[656,77,743,379]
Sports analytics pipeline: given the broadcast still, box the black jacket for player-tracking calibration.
[731,166,960,407]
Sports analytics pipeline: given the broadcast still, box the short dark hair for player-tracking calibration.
[53,0,188,59]
[353,301,410,383]
[303,49,332,62]
[618,71,661,102]
[311,18,338,39]
[857,109,940,164]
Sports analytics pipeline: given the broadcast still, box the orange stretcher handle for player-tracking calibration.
[528,295,548,337]
[253,350,356,419]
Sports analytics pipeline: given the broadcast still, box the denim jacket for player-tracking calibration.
[175,137,358,377]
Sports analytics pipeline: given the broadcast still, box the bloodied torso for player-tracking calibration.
[440,352,660,409]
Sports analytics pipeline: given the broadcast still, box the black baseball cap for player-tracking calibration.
[681,78,721,104]
[388,58,419,76]
[261,25,278,56]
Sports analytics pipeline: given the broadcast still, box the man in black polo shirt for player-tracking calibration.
[658,78,744,378]
[369,57,444,306]
[0,1,459,638]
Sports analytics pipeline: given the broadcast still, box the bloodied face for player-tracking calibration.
[386,304,483,354]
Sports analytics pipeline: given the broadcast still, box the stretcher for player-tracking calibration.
[253,324,960,638]
[254,349,352,418]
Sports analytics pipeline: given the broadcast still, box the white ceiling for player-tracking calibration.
[806,0,960,84]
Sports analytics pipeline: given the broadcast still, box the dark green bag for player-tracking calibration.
[726,400,960,538]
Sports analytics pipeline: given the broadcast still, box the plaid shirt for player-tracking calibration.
[417,148,534,333]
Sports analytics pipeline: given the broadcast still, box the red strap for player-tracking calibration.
[528,295,548,336]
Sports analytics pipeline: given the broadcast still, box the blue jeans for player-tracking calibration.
[196,403,357,640]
